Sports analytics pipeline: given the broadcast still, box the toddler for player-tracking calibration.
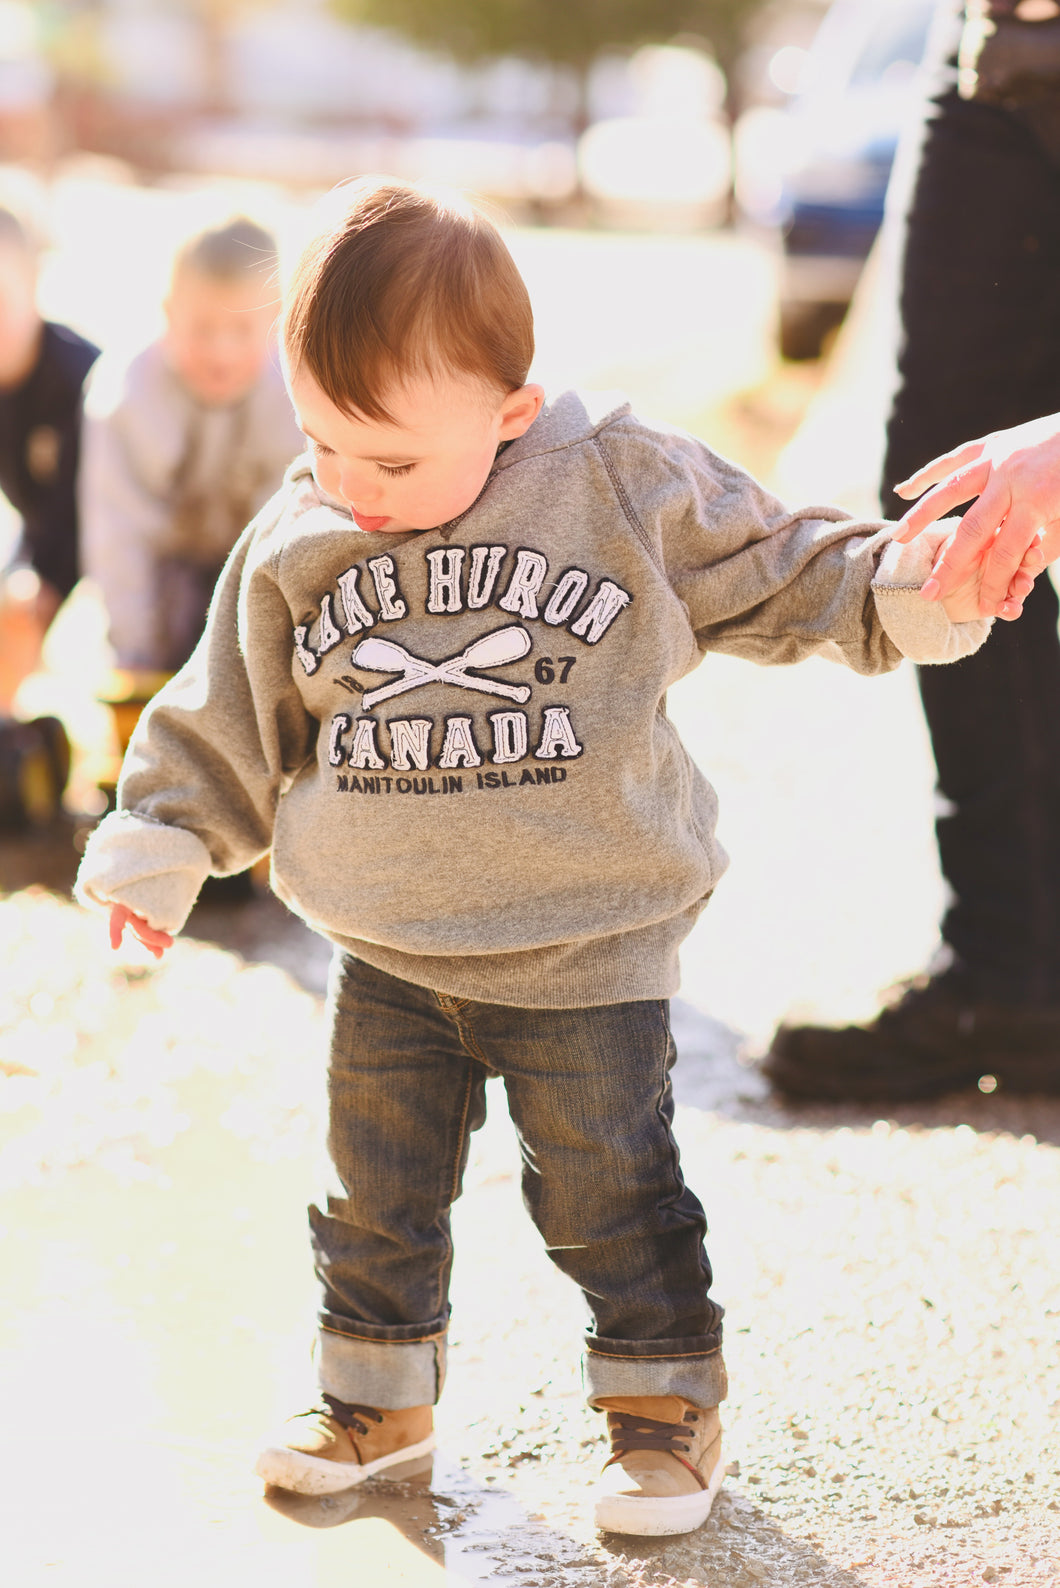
[79,215,302,674]
[77,179,1005,1537]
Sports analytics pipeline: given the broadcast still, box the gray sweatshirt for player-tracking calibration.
[76,390,989,1008]
[79,340,303,669]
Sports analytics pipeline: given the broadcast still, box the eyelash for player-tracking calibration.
[310,442,413,478]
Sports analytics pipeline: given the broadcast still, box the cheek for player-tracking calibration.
[311,454,340,496]
[424,456,496,519]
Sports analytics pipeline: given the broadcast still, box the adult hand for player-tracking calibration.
[889,412,1060,618]
[109,902,173,959]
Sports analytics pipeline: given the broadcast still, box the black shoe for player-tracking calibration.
[764,970,1060,1102]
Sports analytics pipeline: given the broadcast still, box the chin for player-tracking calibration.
[185,373,251,407]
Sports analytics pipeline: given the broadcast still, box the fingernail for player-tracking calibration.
[921,577,940,600]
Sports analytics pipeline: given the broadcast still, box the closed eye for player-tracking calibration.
[378,462,414,477]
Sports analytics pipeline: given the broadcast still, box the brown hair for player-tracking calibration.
[282,179,534,422]
[172,215,279,289]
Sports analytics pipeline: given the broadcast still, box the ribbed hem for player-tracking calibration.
[331,897,711,1009]
[584,1342,727,1408]
[871,531,991,664]
[74,808,213,934]
[317,1322,447,1408]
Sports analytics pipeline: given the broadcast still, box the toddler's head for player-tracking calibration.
[0,207,42,388]
[165,216,280,407]
[282,179,543,535]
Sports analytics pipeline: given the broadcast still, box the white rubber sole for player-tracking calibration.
[593,1451,726,1537]
[254,1433,436,1496]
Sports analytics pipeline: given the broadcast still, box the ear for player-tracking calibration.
[498,383,545,441]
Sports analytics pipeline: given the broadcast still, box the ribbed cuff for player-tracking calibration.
[871,530,992,664]
[74,808,213,933]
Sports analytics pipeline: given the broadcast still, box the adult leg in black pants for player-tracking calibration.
[766,75,1060,1100]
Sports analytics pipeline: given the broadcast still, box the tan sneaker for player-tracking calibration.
[593,1395,723,1536]
[254,1397,435,1495]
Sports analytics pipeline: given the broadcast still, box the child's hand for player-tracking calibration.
[891,413,1060,618]
[109,903,173,959]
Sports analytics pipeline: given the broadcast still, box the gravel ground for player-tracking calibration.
[2,860,1058,1587]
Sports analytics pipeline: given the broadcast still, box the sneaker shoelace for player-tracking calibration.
[321,1394,385,1436]
[604,1409,707,1488]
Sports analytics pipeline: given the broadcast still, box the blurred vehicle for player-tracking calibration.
[771,0,937,359]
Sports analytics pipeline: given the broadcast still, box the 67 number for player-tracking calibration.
[534,655,576,685]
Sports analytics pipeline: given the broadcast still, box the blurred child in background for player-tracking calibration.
[0,204,99,825]
[79,215,301,677]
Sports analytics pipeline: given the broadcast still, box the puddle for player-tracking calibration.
[264,1453,608,1586]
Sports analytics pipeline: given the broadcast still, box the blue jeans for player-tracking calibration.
[311,955,726,1410]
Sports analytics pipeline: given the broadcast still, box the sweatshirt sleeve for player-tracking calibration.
[600,419,990,674]
[75,504,315,934]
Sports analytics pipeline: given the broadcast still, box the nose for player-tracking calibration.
[337,465,382,509]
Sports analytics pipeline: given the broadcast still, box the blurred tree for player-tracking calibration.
[336,0,760,120]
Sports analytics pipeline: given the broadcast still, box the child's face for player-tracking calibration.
[289,368,543,535]
[164,269,278,407]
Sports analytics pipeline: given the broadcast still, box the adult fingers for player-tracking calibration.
[891,459,994,542]
[956,501,1042,611]
[893,439,986,500]
[911,480,1012,598]
[1037,518,1060,565]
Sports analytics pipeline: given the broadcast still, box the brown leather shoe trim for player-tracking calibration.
[601,1449,707,1488]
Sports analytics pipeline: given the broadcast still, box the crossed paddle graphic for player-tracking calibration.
[352,624,532,709]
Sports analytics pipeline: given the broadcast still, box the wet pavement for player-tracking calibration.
[3,704,1060,1586]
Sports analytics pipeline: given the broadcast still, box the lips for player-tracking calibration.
[351,510,393,533]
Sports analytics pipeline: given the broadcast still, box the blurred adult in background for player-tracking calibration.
[0,205,99,825]
[767,0,1060,1100]
[80,215,302,677]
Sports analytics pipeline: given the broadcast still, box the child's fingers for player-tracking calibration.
[108,903,173,958]
[893,439,986,501]
[134,921,174,958]
[109,906,128,950]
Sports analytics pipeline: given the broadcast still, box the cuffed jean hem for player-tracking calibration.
[317,1321,447,1408]
[583,1339,728,1409]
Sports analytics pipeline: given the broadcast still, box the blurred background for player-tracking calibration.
[0,0,968,1070]
[0,0,932,352]
[0,0,952,1032]
[0,0,941,581]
